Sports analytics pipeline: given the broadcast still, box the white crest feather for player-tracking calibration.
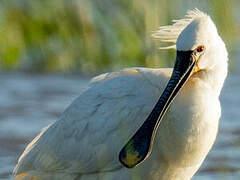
[152,8,208,49]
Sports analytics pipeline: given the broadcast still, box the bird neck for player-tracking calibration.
[197,61,228,97]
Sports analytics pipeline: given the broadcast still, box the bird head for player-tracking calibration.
[176,12,228,73]
[154,8,228,73]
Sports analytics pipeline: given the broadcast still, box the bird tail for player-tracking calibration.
[14,173,38,180]
[13,172,79,180]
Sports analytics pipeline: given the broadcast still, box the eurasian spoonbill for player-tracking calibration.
[13,9,228,180]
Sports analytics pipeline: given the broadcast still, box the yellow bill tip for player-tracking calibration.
[120,151,141,168]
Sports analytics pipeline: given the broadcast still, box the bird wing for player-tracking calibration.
[14,68,171,175]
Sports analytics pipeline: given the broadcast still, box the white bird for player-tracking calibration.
[13,9,228,180]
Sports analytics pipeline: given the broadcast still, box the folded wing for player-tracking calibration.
[14,68,171,176]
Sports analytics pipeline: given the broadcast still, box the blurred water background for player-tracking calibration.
[0,0,240,179]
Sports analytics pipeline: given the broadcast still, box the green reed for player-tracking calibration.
[0,0,238,74]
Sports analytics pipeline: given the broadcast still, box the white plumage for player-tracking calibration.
[13,9,228,180]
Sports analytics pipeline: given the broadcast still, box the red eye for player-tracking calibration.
[197,46,204,52]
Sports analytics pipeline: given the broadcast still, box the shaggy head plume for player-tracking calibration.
[153,8,209,49]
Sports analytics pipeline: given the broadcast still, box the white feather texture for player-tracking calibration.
[153,8,208,49]
[13,9,228,180]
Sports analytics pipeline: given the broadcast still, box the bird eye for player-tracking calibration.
[197,45,204,53]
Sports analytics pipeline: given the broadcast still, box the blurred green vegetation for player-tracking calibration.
[0,0,239,74]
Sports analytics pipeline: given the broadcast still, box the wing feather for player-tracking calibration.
[14,68,171,175]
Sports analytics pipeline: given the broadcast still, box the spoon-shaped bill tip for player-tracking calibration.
[119,50,195,168]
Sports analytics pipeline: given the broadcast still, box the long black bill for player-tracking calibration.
[119,50,195,168]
